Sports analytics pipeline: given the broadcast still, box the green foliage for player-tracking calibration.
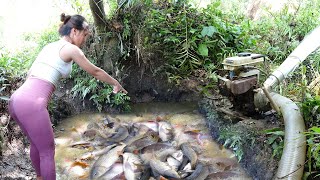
[249,1,320,64]
[302,95,320,127]
[304,127,320,172]
[302,95,320,173]
[218,125,256,161]
[71,65,131,112]
[15,26,60,69]
[219,129,244,161]
[65,0,92,19]
[291,1,320,41]
[263,128,284,158]
[0,49,27,101]
[138,1,255,81]
[0,49,27,77]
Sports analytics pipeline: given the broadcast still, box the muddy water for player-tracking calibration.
[54,102,252,180]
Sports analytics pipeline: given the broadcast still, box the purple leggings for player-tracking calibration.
[9,77,56,180]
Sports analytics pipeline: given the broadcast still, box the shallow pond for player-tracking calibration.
[54,102,252,180]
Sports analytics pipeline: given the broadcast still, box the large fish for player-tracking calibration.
[82,129,98,140]
[185,162,209,180]
[79,144,116,160]
[166,150,184,171]
[97,162,125,180]
[68,140,92,149]
[167,156,181,171]
[89,143,126,179]
[130,123,152,136]
[149,158,181,179]
[135,120,159,132]
[124,132,159,153]
[173,125,205,145]
[181,142,198,168]
[125,128,158,145]
[140,142,176,165]
[158,121,174,142]
[179,162,193,178]
[106,125,129,142]
[122,152,144,180]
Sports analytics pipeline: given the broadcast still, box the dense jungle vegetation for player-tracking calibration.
[1,0,320,178]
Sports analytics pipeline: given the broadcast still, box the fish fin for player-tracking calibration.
[188,129,202,133]
[70,161,89,168]
[70,126,78,132]
[159,175,169,180]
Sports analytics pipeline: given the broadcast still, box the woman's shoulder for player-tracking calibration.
[59,41,84,61]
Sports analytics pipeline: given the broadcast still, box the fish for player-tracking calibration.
[101,115,116,129]
[140,142,176,165]
[69,140,92,149]
[132,123,154,136]
[149,158,181,179]
[185,162,209,180]
[180,142,198,168]
[135,120,159,132]
[107,125,129,142]
[158,121,174,142]
[171,150,184,163]
[97,162,125,180]
[173,125,200,145]
[79,144,117,160]
[87,122,102,129]
[167,156,181,171]
[139,168,152,180]
[82,129,97,140]
[166,150,184,171]
[89,143,126,179]
[124,132,159,153]
[184,130,211,146]
[179,162,193,178]
[122,152,144,180]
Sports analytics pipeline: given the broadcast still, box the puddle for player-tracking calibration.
[54,102,252,179]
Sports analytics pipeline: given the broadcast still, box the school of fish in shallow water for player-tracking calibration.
[58,115,247,180]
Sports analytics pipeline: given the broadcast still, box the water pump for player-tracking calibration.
[217,52,265,114]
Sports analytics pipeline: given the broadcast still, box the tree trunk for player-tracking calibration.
[89,0,121,76]
[89,0,108,33]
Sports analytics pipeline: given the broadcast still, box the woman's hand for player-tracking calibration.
[112,81,128,94]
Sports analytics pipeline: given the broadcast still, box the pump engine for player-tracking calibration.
[218,52,265,114]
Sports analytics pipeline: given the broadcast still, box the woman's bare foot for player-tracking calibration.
[36,176,42,180]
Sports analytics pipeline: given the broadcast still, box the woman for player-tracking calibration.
[8,13,127,180]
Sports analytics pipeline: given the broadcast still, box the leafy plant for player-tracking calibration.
[71,69,131,112]
[219,130,244,161]
[301,95,320,127]
[218,126,256,161]
[304,126,320,172]
[263,128,285,158]
[137,1,255,83]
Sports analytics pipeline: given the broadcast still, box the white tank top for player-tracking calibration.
[29,39,73,87]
